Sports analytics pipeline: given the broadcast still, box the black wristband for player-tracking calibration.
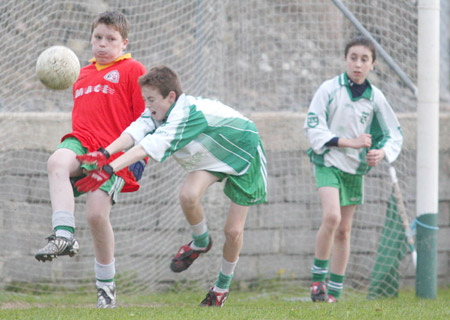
[325,137,339,147]
[98,147,110,159]
[102,164,114,176]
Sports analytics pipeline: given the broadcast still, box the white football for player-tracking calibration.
[36,45,80,90]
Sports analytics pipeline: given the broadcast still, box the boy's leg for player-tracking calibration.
[311,186,341,301]
[201,144,266,307]
[86,189,117,308]
[327,204,356,301]
[329,205,356,274]
[48,148,83,213]
[170,171,218,273]
[222,202,249,262]
[35,148,83,262]
[315,186,341,259]
[200,202,249,307]
[179,171,219,225]
[86,189,114,264]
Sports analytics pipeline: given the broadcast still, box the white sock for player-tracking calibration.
[52,210,75,239]
[221,257,239,276]
[190,218,207,237]
[95,258,115,288]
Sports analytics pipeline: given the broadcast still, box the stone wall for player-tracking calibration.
[0,112,448,291]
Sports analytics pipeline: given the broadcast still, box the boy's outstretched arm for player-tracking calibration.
[75,136,149,192]
[105,133,136,157]
[76,133,135,166]
[108,144,149,173]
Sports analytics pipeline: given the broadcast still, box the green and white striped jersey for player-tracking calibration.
[124,94,261,175]
[304,73,403,175]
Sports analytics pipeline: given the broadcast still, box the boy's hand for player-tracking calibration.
[76,147,110,168]
[366,149,385,167]
[129,160,146,181]
[353,133,372,149]
[75,165,114,192]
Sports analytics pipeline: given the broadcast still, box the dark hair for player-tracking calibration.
[139,65,183,99]
[91,11,130,40]
[344,36,377,62]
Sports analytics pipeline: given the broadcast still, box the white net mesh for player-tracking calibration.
[0,0,448,297]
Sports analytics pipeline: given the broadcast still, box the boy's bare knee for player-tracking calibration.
[335,228,351,242]
[48,150,80,176]
[323,213,341,230]
[47,153,64,173]
[179,189,201,209]
[86,210,108,227]
[224,227,243,244]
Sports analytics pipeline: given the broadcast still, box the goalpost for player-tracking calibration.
[416,0,440,299]
[0,0,445,297]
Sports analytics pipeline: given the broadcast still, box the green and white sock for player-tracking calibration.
[327,273,344,299]
[95,259,115,288]
[214,272,233,291]
[190,219,209,249]
[311,257,329,282]
[214,257,238,291]
[52,210,75,239]
[192,231,209,249]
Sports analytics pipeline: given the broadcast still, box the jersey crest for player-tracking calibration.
[307,112,319,128]
[104,70,120,83]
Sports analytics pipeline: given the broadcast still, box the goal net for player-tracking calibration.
[0,0,446,297]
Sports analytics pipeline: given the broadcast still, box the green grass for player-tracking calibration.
[0,286,449,320]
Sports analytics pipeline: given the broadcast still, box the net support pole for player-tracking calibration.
[195,0,205,94]
[416,0,440,299]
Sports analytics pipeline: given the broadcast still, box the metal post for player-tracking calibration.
[416,0,440,299]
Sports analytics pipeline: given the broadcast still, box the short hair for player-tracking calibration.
[91,11,130,40]
[344,36,377,62]
[138,65,183,99]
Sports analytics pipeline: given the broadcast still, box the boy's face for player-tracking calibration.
[141,86,176,121]
[345,45,375,84]
[90,23,128,65]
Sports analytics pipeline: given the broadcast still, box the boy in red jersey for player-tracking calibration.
[35,11,146,308]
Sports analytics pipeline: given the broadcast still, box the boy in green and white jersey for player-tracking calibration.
[304,36,403,302]
[75,65,267,307]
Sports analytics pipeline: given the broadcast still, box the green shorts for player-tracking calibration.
[58,137,125,202]
[210,143,267,206]
[314,165,363,206]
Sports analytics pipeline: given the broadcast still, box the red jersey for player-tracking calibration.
[62,54,146,192]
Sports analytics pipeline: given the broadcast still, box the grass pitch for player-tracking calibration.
[0,286,449,320]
